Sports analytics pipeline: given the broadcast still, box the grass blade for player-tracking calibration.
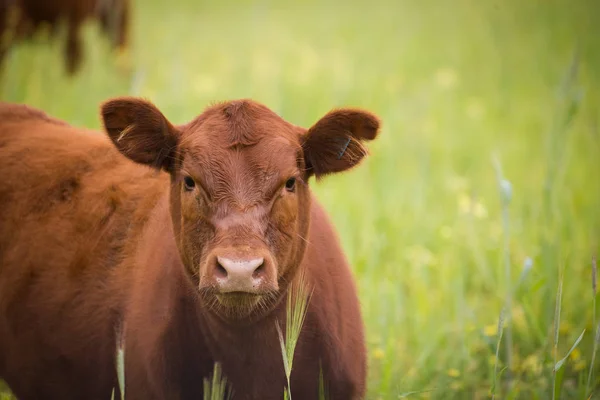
[276,322,291,379]
[115,346,125,399]
[203,362,231,400]
[492,153,513,380]
[276,271,313,399]
[587,256,599,397]
[112,326,126,400]
[552,267,564,400]
[553,329,585,372]
[318,362,328,400]
[491,308,506,400]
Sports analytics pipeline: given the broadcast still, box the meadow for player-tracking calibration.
[1,0,599,398]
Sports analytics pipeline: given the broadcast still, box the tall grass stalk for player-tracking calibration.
[492,154,513,380]
[543,50,581,219]
[203,363,231,400]
[551,267,564,400]
[587,256,598,397]
[490,308,506,400]
[276,271,313,400]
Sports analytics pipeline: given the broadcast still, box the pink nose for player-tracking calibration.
[214,256,266,293]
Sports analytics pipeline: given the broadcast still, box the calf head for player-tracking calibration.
[101,97,379,320]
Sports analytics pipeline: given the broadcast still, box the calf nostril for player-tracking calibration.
[252,261,265,279]
[215,260,228,278]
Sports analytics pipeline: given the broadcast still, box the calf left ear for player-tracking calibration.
[101,97,180,172]
[302,108,380,179]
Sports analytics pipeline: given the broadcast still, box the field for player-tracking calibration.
[1,0,599,398]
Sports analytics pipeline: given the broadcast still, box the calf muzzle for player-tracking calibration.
[201,248,278,294]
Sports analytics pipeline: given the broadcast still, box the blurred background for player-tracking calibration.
[1,0,599,398]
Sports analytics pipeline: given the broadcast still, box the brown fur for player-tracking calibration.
[0,97,380,399]
[0,0,129,75]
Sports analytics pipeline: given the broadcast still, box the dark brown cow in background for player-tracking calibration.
[0,0,129,75]
[0,97,380,399]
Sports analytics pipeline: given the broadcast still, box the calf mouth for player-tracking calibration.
[216,291,262,307]
[200,289,280,320]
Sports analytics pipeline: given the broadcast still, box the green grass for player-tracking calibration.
[203,363,232,400]
[2,0,600,398]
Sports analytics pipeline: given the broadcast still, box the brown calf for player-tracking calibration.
[0,97,380,399]
[0,0,129,74]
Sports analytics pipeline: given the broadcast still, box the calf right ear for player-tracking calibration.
[101,97,180,172]
[302,108,380,179]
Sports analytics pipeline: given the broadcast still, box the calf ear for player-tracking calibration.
[101,97,179,172]
[302,109,380,179]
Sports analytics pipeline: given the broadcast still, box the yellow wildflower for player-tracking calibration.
[522,354,542,376]
[511,306,526,330]
[559,321,573,336]
[447,368,460,378]
[372,347,385,360]
[458,193,487,218]
[483,324,497,337]
[569,348,581,361]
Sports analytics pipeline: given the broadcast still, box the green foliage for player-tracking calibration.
[1,0,600,398]
[203,363,232,400]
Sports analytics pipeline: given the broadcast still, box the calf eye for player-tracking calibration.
[285,177,296,192]
[183,176,196,191]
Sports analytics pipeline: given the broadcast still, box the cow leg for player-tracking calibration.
[64,15,82,75]
[0,46,6,75]
[116,0,129,50]
[0,3,22,76]
[0,13,6,72]
[100,0,129,51]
